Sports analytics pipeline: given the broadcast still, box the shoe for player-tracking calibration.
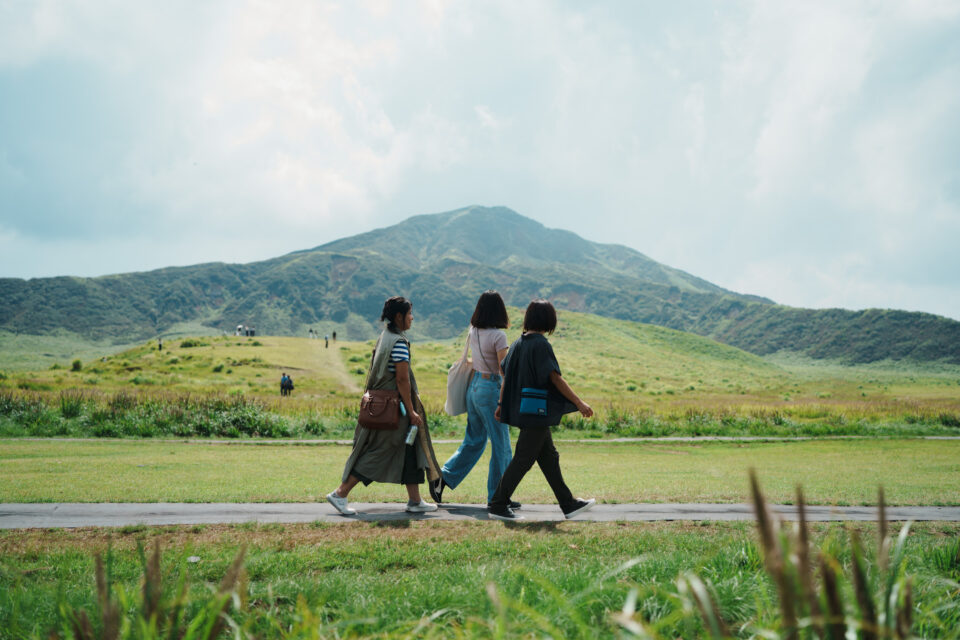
[488,505,524,521]
[429,477,446,503]
[509,500,522,510]
[326,491,356,515]
[562,498,596,519]
[406,500,438,513]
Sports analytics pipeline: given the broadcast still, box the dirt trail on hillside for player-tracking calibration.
[315,342,361,394]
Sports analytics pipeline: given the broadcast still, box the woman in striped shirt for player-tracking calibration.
[327,296,442,515]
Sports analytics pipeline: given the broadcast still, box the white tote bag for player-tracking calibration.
[444,327,474,416]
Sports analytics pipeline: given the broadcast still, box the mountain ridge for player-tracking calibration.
[1,205,959,364]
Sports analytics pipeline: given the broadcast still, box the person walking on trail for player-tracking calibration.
[280,372,291,397]
[487,299,596,522]
[324,334,329,348]
[326,296,442,516]
[332,331,337,342]
[430,291,518,509]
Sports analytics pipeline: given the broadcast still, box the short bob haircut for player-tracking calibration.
[470,290,510,329]
[522,299,557,335]
[380,296,412,333]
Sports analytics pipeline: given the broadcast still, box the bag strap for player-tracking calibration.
[460,327,472,363]
[363,334,382,392]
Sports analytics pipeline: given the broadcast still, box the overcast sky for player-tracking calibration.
[1,1,959,319]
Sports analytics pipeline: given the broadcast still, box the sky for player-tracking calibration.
[1,0,959,320]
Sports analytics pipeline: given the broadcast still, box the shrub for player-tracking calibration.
[939,412,960,428]
[71,359,82,371]
[59,390,86,419]
[212,364,224,373]
[179,338,208,348]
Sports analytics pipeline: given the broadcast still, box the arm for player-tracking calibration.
[494,381,505,422]
[549,370,593,418]
[496,348,509,376]
[394,361,424,427]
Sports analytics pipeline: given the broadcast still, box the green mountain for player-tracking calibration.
[2,205,959,364]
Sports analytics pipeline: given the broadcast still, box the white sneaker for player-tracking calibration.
[406,500,438,513]
[326,491,356,515]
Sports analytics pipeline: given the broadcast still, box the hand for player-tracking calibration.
[494,406,501,422]
[577,401,593,418]
[409,410,424,427]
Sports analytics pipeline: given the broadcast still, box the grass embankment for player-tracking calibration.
[1,521,958,638]
[3,439,959,505]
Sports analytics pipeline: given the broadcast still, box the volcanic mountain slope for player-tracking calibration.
[2,205,958,364]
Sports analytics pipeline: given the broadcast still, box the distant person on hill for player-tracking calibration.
[280,372,289,397]
[157,337,163,351]
[325,334,329,348]
[486,299,596,521]
[332,331,337,342]
[326,296,442,516]
[430,291,516,509]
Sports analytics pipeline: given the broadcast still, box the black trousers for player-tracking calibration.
[489,426,574,508]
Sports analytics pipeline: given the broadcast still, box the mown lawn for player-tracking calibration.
[2,439,959,505]
[1,521,958,639]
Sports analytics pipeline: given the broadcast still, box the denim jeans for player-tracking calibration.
[441,371,513,501]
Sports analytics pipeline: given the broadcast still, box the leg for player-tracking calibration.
[440,378,488,489]
[489,426,549,507]
[335,474,360,498]
[534,429,575,507]
[406,484,422,502]
[473,380,512,502]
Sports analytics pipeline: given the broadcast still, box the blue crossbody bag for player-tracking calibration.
[519,387,548,416]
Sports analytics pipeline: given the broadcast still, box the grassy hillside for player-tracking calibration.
[4,307,959,417]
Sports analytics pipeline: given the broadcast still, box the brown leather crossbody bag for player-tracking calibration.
[357,338,402,431]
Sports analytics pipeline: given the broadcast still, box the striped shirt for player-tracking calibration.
[387,339,410,373]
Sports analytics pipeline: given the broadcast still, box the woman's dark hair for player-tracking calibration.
[522,299,557,334]
[381,296,412,333]
[470,290,509,329]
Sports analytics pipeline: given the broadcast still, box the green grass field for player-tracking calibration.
[2,439,958,505]
[2,520,959,638]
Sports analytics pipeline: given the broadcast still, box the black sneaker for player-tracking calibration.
[488,505,523,521]
[562,498,596,519]
[509,500,522,510]
[429,477,446,504]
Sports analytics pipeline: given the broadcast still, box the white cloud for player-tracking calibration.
[1,1,959,321]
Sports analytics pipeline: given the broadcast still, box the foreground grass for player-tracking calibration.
[3,439,959,505]
[1,521,958,638]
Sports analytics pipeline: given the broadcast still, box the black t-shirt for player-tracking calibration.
[499,333,577,428]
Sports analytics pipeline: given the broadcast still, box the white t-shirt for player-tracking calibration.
[471,327,508,374]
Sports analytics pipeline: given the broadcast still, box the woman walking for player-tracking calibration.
[326,296,442,515]
[487,299,596,521]
[430,291,518,508]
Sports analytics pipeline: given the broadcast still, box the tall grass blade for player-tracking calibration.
[820,556,846,640]
[795,487,824,639]
[678,573,730,638]
[849,530,878,640]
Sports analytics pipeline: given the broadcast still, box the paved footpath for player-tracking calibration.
[2,503,959,529]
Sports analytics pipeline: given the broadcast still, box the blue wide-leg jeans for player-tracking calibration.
[441,371,513,502]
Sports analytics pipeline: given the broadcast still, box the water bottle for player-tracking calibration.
[405,424,418,445]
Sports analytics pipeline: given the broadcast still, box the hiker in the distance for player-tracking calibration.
[326,296,442,515]
[430,290,517,509]
[280,372,289,397]
[487,299,596,521]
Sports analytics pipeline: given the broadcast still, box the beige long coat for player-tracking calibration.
[340,328,441,484]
